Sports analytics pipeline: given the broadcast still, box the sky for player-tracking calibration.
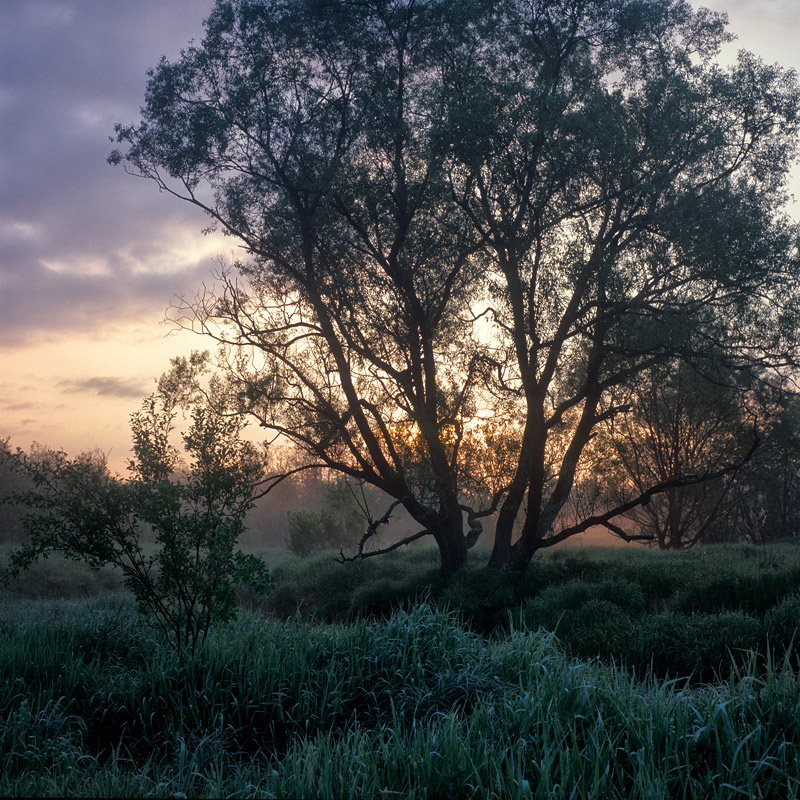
[1,0,799,473]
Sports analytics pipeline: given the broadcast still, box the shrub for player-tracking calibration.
[264,548,442,621]
[627,611,763,681]
[764,593,800,651]
[555,599,635,659]
[0,373,272,654]
[287,479,365,557]
[670,565,800,616]
[439,568,530,632]
[522,579,646,629]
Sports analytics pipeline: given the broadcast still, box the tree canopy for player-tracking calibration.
[111,0,800,574]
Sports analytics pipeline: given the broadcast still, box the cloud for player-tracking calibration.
[1,0,798,351]
[4,401,38,412]
[58,376,148,399]
[0,0,217,348]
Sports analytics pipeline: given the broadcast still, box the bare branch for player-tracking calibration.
[336,496,418,563]
[337,528,430,563]
[542,427,760,547]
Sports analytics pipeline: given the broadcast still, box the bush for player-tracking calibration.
[287,479,365,557]
[519,579,645,659]
[555,600,635,659]
[627,611,763,681]
[522,579,646,629]
[670,564,800,616]
[764,593,800,651]
[439,568,531,633]
[1,373,272,654]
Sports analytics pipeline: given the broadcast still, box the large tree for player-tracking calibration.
[112,0,800,575]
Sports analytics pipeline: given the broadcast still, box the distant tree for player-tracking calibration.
[595,362,756,549]
[727,388,800,543]
[112,0,800,574]
[286,478,365,557]
[0,379,272,654]
[0,438,29,544]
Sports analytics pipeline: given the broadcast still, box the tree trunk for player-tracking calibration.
[488,485,523,569]
[434,510,468,576]
[489,414,546,569]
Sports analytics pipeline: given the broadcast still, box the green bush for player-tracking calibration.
[264,548,442,621]
[615,560,687,606]
[627,611,763,681]
[438,568,531,632]
[764,593,800,651]
[670,564,800,616]
[287,479,365,557]
[522,579,646,628]
[556,600,634,659]
[1,375,272,654]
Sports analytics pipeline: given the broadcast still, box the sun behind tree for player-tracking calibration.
[111,0,800,574]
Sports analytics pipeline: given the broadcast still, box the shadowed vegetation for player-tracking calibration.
[3,590,800,798]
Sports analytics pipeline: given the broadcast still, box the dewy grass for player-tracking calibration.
[3,598,800,798]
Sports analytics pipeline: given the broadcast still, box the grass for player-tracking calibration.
[4,541,800,796]
[3,598,800,798]
[246,542,800,679]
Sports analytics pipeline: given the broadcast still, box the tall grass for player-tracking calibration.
[3,597,800,798]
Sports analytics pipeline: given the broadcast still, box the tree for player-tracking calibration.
[595,362,756,549]
[726,387,800,543]
[287,477,366,556]
[1,380,272,654]
[111,0,800,574]
[0,438,30,544]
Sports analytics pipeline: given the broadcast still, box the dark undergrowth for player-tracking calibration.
[249,542,800,682]
[3,542,800,796]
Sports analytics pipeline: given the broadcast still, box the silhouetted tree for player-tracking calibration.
[1,380,272,654]
[596,362,754,549]
[727,388,800,543]
[0,438,29,544]
[112,0,800,574]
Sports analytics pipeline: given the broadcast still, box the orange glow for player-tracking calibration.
[0,320,201,475]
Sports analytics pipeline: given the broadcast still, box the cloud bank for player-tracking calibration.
[0,0,217,347]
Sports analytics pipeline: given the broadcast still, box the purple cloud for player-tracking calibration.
[0,0,217,347]
[58,376,149,399]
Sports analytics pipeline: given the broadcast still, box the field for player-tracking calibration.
[3,543,800,798]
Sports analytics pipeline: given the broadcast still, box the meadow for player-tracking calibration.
[3,542,800,798]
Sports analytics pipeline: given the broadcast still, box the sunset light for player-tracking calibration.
[3,2,800,794]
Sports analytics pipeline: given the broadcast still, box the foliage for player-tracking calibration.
[764,593,800,650]
[595,361,757,549]
[0,385,272,654]
[625,611,764,682]
[727,390,800,543]
[286,478,366,557]
[4,599,800,797]
[0,438,31,545]
[262,547,442,621]
[111,0,800,574]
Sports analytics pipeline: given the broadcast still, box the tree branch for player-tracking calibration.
[337,496,425,562]
[542,427,760,547]
[337,528,430,563]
